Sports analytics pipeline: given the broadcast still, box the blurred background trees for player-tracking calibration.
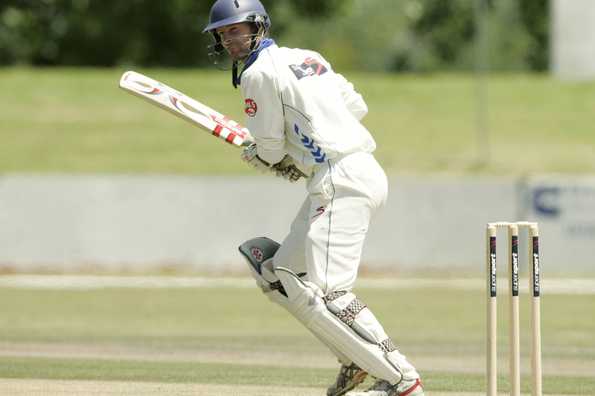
[0,0,549,71]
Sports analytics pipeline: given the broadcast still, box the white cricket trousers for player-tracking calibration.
[274,151,388,294]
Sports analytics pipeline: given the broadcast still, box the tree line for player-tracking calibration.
[0,0,548,71]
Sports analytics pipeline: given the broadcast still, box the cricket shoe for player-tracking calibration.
[345,378,423,396]
[327,363,368,396]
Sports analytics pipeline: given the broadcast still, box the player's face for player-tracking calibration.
[216,23,254,61]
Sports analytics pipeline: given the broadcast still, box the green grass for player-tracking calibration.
[1,67,594,174]
[2,357,595,394]
[0,285,594,394]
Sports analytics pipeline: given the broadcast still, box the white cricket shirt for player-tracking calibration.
[239,40,376,172]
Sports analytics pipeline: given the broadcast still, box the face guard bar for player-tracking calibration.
[207,31,263,70]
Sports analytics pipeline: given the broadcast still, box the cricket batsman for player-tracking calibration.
[203,1,424,395]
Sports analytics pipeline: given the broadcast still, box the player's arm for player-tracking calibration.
[335,73,368,121]
[240,70,307,181]
[241,69,286,164]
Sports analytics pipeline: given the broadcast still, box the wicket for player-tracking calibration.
[486,222,542,396]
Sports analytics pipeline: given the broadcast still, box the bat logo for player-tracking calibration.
[119,71,254,147]
[122,73,163,95]
[170,96,199,116]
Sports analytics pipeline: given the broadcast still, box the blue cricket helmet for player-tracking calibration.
[203,0,271,33]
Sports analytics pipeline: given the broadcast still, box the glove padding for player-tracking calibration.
[241,143,307,182]
[272,156,308,183]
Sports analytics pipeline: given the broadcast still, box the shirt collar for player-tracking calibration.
[236,38,276,86]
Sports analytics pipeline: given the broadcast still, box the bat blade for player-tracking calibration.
[119,71,253,147]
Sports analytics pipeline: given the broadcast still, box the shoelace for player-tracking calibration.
[331,363,363,391]
[337,364,357,387]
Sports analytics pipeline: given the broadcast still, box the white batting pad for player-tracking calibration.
[240,237,351,365]
[259,275,353,366]
[274,267,419,384]
[327,291,419,383]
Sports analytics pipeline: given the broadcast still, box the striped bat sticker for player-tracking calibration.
[119,71,254,147]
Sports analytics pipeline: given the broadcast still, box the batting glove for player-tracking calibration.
[272,156,308,183]
[241,143,272,173]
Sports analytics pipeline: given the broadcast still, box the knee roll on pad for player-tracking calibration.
[274,267,413,384]
[239,237,289,295]
[238,238,351,365]
[239,237,297,312]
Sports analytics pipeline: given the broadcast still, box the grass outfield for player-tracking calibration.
[0,282,594,394]
[1,67,594,174]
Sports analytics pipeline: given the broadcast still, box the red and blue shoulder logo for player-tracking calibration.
[289,57,328,80]
[244,98,258,117]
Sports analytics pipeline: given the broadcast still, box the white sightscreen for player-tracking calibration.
[552,0,595,80]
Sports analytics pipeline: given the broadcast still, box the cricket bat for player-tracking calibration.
[119,71,254,147]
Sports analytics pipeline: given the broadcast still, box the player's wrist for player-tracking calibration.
[241,143,272,173]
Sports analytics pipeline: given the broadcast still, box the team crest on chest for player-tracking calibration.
[245,99,258,117]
